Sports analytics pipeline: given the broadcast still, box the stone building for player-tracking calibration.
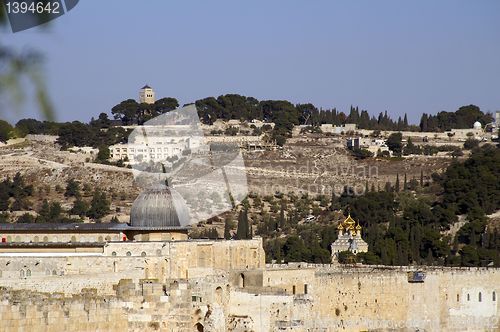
[139,84,155,104]
[109,124,203,164]
[330,214,368,262]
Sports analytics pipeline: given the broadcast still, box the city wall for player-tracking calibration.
[0,240,498,331]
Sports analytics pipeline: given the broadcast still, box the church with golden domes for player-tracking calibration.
[331,214,368,262]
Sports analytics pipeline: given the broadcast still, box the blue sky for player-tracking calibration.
[2,0,500,124]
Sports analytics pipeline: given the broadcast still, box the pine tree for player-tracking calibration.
[38,199,50,222]
[65,179,80,198]
[71,197,88,217]
[49,202,62,221]
[87,189,110,220]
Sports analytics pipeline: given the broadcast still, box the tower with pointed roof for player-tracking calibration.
[139,84,155,104]
[331,213,368,263]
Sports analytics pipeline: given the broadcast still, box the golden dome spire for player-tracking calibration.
[343,214,356,227]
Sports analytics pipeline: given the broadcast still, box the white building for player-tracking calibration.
[320,123,357,134]
[331,214,368,263]
[346,137,390,156]
[110,125,204,164]
[139,85,155,104]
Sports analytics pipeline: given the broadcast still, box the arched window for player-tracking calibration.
[156,249,162,256]
[215,286,223,304]
[52,270,57,276]
[194,323,204,332]
[141,252,146,257]
[33,236,39,243]
[467,294,470,301]
[98,236,103,242]
[479,292,482,302]
[457,294,460,302]
[26,269,31,277]
[43,236,48,242]
[20,269,25,278]
[126,251,132,256]
[71,236,77,242]
[111,251,117,256]
[493,291,496,302]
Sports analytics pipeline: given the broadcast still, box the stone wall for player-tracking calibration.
[0,240,498,331]
[0,288,128,332]
[228,266,500,331]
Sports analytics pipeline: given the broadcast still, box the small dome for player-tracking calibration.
[473,121,482,129]
[130,185,190,228]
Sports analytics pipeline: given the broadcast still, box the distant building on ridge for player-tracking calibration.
[139,84,155,104]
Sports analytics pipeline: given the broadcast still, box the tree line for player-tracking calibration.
[2,94,493,148]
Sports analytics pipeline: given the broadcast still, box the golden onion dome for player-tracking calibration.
[343,214,356,226]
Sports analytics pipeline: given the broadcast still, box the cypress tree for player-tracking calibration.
[330,190,338,211]
[420,170,424,187]
[279,201,285,229]
[395,174,400,192]
[224,217,232,239]
[236,210,247,240]
[403,173,408,191]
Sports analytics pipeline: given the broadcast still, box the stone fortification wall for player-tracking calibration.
[0,288,128,332]
[228,266,499,331]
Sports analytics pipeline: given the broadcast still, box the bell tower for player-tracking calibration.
[139,84,155,104]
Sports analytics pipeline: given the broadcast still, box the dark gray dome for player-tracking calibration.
[130,185,190,228]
